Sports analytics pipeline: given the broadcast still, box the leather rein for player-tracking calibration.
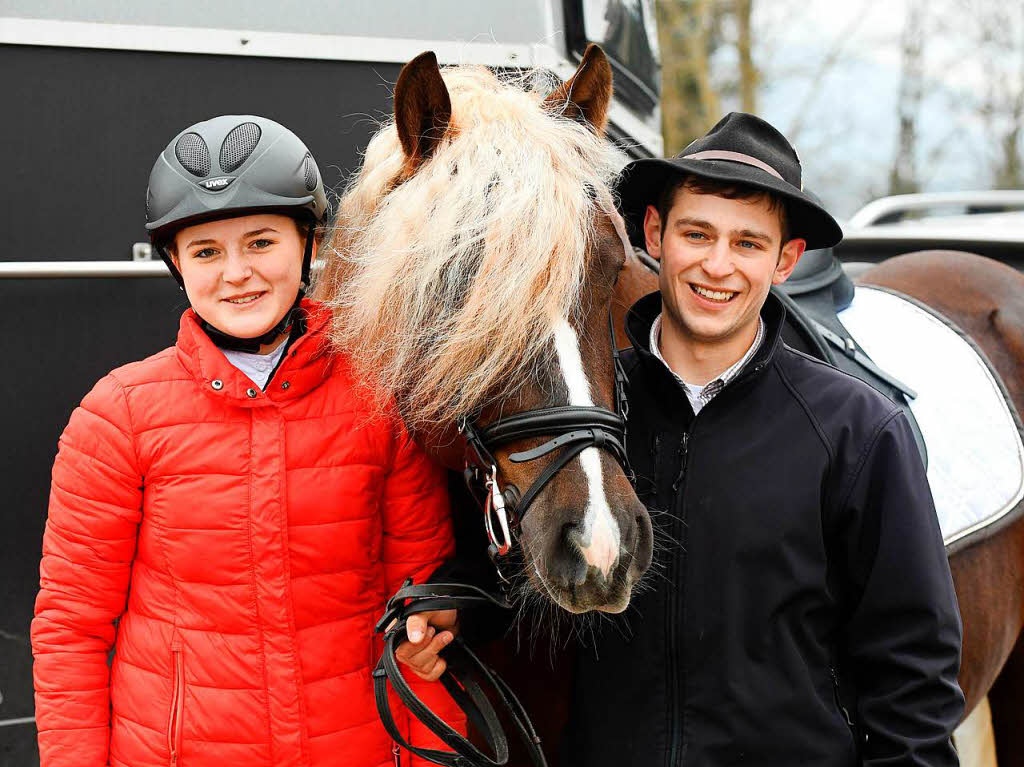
[373,206,634,767]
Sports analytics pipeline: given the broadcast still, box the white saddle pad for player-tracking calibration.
[837,287,1024,547]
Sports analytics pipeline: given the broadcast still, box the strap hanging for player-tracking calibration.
[374,580,547,767]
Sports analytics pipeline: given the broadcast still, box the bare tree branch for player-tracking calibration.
[786,0,878,144]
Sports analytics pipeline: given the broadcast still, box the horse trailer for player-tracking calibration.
[0,2,660,763]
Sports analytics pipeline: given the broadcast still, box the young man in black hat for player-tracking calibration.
[567,113,964,766]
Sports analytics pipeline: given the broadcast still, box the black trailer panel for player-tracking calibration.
[0,42,402,763]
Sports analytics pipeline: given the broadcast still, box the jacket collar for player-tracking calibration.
[625,289,787,388]
[175,298,335,406]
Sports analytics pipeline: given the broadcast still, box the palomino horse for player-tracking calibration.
[316,45,652,616]
[319,45,1024,766]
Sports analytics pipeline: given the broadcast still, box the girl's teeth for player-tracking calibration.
[228,294,260,304]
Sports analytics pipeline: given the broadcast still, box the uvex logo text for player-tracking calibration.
[201,177,235,190]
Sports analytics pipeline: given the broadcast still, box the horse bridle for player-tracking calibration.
[458,310,630,579]
[374,204,634,767]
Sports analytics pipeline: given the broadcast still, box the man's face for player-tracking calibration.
[171,213,310,340]
[643,186,805,347]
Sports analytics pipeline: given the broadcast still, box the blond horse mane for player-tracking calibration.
[316,65,621,428]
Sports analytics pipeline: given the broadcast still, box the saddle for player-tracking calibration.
[774,248,928,467]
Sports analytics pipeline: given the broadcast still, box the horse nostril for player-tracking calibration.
[563,521,582,547]
[543,523,588,587]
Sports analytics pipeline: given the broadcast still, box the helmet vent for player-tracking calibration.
[302,153,318,191]
[175,132,211,177]
[220,122,262,172]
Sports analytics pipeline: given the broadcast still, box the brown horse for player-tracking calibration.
[859,251,1024,763]
[316,46,652,616]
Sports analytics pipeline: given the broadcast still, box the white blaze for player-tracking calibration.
[552,319,621,578]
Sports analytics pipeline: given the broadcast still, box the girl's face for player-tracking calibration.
[171,213,311,341]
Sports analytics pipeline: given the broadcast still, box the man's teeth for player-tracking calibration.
[227,294,261,304]
[692,285,736,301]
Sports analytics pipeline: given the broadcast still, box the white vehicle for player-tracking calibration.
[838,190,1024,269]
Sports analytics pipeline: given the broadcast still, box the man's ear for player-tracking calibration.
[772,238,807,285]
[643,205,663,261]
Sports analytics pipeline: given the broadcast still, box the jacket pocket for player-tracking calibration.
[168,649,185,767]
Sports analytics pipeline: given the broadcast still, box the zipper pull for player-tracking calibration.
[830,666,855,727]
[392,742,401,767]
[671,433,689,492]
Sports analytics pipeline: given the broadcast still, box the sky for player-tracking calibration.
[702,0,1024,218]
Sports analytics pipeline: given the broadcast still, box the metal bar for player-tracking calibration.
[0,261,169,278]
[841,227,1024,244]
[849,190,1024,227]
[0,259,339,279]
[0,716,35,728]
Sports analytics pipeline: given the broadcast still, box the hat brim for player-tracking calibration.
[614,156,844,251]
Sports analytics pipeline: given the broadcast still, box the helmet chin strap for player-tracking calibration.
[195,225,315,353]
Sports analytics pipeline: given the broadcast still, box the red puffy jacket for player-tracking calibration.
[32,300,462,767]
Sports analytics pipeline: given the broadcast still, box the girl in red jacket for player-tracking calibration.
[32,115,460,767]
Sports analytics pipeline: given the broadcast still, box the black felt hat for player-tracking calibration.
[615,112,843,250]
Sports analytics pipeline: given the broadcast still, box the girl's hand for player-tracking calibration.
[394,609,459,681]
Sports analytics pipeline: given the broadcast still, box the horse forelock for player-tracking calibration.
[318,65,622,428]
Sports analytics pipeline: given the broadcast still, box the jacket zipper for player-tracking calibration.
[829,665,855,728]
[661,356,767,767]
[666,431,689,767]
[168,648,185,767]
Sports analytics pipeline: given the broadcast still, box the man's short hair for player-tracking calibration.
[657,174,791,246]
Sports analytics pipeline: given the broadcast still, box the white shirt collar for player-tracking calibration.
[649,313,765,414]
[221,342,288,390]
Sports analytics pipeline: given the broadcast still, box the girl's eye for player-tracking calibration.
[250,239,274,249]
[193,248,218,259]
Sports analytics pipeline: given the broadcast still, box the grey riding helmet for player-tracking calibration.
[145,114,329,290]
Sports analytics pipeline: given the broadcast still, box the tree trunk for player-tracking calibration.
[889,0,925,196]
[736,0,757,113]
[657,0,721,154]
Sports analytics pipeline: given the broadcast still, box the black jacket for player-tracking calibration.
[567,292,964,767]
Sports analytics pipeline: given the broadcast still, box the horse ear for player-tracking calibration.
[543,44,612,135]
[394,51,452,167]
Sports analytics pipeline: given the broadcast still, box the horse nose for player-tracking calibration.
[566,516,620,580]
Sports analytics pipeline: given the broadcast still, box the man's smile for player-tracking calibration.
[689,282,739,303]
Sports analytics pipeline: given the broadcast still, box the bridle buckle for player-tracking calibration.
[483,465,514,557]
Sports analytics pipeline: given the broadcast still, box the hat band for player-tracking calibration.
[681,150,785,181]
